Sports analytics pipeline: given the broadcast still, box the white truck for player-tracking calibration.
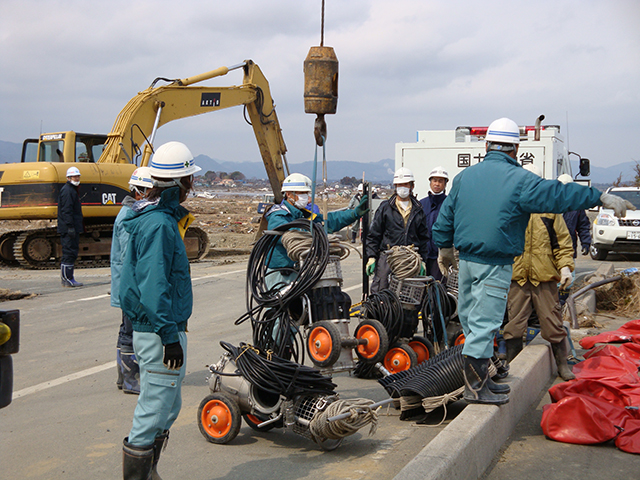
[395,118,590,197]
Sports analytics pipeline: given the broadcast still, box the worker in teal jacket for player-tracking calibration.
[432,117,635,407]
[119,142,200,480]
[265,173,368,287]
[111,166,154,395]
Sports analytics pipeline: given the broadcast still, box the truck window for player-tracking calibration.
[39,140,65,162]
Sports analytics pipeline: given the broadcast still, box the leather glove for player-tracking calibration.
[355,195,369,218]
[163,341,184,370]
[600,193,636,218]
[67,228,76,237]
[559,266,573,290]
[419,261,427,277]
[366,258,376,276]
[581,244,590,256]
[437,247,457,276]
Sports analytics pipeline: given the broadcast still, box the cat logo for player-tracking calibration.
[102,193,117,205]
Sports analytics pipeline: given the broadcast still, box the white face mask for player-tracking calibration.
[294,194,309,209]
[70,180,80,187]
[396,186,411,199]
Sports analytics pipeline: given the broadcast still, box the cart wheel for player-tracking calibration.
[383,343,419,373]
[408,336,435,364]
[449,328,466,348]
[197,393,241,444]
[354,319,389,364]
[242,413,280,432]
[307,321,342,368]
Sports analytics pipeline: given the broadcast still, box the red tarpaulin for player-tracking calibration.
[542,320,640,454]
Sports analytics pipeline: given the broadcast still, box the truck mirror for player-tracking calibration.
[579,158,590,177]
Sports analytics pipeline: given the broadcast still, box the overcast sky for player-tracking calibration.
[1,0,638,172]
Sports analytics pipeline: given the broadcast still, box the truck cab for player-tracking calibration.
[395,124,588,198]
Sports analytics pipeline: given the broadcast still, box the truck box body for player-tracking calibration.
[395,126,573,198]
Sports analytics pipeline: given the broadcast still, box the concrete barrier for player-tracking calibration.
[394,341,555,480]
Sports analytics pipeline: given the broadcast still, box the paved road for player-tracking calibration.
[0,252,446,480]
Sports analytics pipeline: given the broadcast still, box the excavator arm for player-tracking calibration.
[101,60,288,202]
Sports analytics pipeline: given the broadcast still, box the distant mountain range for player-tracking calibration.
[1,139,636,185]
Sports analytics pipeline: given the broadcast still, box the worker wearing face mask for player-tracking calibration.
[265,173,368,288]
[365,167,430,293]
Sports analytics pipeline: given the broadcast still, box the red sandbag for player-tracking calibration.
[572,355,640,384]
[584,343,640,364]
[541,396,621,444]
[615,417,640,454]
[579,319,640,349]
[548,379,632,406]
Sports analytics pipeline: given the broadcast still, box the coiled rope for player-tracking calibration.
[386,245,422,279]
[281,230,353,262]
[309,398,379,440]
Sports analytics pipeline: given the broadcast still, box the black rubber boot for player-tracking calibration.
[463,356,509,405]
[491,355,510,380]
[551,339,576,381]
[150,431,169,480]
[123,437,154,480]
[505,338,523,364]
[116,348,123,390]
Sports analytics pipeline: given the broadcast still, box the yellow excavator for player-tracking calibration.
[0,60,288,269]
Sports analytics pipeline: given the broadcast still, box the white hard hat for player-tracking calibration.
[281,173,312,193]
[357,183,363,192]
[557,174,573,184]
[429,166,449,181]
[149,142,201,179]
[486,117,520,145]
[129,166,154,189]
[66,166,81,177]
[523,163,541,177]
[393,167,415,184]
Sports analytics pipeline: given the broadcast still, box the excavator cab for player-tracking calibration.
[21,132,107,164]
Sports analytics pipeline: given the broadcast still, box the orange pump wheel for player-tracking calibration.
[383,344,418,374]
[307,321,341,368]
[197,393,241,444]
[408,336,435,364]
[354,319,388,364]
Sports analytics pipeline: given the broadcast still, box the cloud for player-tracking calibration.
[1,0,639,169]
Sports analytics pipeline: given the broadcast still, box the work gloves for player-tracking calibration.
[559,266,573,290]
[163,341,184,370]
[366,258,376,276]
[437,247,457,276]
[355,195,369,218]
[581,244,590,256]
[419,261,427,277]
[600,193,636,218]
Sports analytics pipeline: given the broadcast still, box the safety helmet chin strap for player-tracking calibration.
[152,178,188,190]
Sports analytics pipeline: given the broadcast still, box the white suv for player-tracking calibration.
[591,186,640,260]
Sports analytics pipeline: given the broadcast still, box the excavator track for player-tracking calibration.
[3,224,210,270]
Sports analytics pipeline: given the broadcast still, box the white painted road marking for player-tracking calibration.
[13,361,117,399]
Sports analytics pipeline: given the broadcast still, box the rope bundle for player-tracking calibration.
[281,230,353,261]
[309,398,379,440]
[386,245,422,279]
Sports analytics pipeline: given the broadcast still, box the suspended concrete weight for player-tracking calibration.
[304,46,339,145]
